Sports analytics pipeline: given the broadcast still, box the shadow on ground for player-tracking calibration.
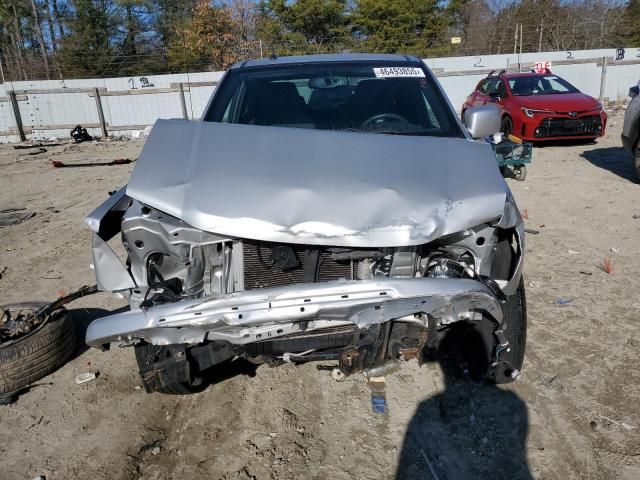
[395,330,532,480]
[581,147,637,182]
[69,305,129,356]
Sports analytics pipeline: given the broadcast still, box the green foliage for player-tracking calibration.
[351,0,449,56]
[57,0,118,77]
[257,0,350,54]
[0,0,635,80]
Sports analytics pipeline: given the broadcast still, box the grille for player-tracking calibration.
[243,242,353,290]
[534,115,602,138]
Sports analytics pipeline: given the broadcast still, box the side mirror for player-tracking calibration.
[629,85,639,98]
[463,105,501,139]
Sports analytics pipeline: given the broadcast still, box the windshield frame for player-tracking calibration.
[203,60,466,139]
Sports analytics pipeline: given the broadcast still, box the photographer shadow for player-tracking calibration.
[396,328,532,480]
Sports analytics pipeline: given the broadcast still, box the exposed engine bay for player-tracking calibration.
[86,185,523,392]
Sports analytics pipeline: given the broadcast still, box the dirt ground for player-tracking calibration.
[0,113,639,480]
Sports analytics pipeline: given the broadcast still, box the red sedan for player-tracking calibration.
[462,70,607,141]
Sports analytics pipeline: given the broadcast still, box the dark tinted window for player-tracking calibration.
[477,79,493,94]
[205,62,464,137]
[508,75,579,96]
[492,79,507,97]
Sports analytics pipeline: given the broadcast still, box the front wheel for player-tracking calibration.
[488,236,527,383]
[496,279,527,381]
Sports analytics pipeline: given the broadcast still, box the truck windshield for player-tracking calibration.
[204,62,463,137]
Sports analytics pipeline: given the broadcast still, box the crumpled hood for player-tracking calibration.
[126,119,507,247]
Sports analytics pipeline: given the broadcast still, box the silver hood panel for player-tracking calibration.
[126,119,507,247]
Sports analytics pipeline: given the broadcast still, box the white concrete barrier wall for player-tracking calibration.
[0,48,638,143]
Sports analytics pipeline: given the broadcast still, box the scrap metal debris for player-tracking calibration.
[598,414,637,430]
[70,125,93,143]
[75,372,99,384]
[51,158,134,168]
[0,285,97,342]
[13,142,61,150]
[27,148,47,155]
[0,208,35,228]
[553,298,574,306]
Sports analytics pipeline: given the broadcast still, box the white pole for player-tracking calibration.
[518,24,523,72]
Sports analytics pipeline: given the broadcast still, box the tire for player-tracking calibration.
[513,165,527,181]
[0,304,75,396]
[134,342,208,395]
[489,236,527,383]
[501,115,513,135]
[499,279,527,374]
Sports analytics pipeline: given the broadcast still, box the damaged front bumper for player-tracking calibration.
[85,277,503,348]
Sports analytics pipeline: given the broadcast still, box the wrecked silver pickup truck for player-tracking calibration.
[85,54,526,394]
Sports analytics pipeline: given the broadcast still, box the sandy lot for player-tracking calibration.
[0,114,639,480]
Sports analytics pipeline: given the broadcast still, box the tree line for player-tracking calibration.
[1,0,638,81]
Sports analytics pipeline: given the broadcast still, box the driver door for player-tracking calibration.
[487,79,507,114]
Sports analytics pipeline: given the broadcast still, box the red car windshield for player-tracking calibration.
[508,75,579,96]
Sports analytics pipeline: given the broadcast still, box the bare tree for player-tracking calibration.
[29,0,51,79]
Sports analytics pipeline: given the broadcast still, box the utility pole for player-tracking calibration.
[514,24,519,55]
[0,56,5,84]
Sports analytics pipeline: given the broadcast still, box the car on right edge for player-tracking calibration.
[622,80,640,180]
[462,69,607,142]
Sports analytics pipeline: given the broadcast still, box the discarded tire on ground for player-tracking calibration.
[0,303,76,396]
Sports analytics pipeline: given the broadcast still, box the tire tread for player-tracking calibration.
[0,308,75,395]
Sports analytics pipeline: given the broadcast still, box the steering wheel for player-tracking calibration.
[360,113,410,131]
